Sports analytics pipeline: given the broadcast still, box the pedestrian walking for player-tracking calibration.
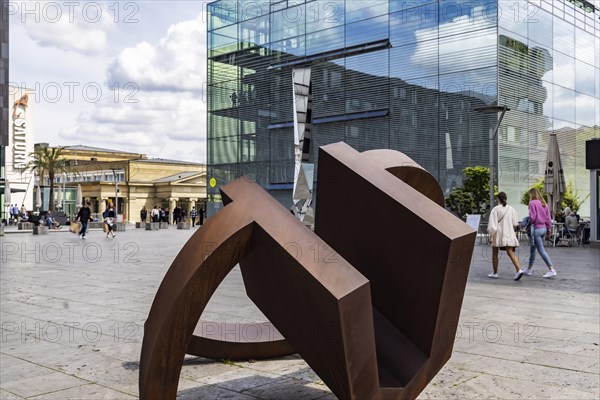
[151,205,159,222]
[190,207,197,227]
[524,188,557,278]
[487,192,523,280]
[104,202,116,238]
[10,204,18,224]
[77,201,92,239]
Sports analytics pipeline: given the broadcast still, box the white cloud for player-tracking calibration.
[15,3,116,55]
[60,89,206,162]
[58,13,208,163]
[410,6,497,96]
[107,15,207,92]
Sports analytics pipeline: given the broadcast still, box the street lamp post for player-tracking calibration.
[112,169,119,222]
[62,173,66,213]
[473,105,510,212]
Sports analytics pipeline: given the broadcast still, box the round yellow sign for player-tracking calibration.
[209,178,217,188]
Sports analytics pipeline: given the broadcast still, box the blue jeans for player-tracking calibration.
[529,227,553,268]
[80,221,88,237]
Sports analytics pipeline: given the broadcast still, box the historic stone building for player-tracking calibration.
[36,145,206,223]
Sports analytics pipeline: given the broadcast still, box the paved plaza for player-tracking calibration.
[0,225,598,399]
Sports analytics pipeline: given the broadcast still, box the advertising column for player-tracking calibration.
[7,86,35,211]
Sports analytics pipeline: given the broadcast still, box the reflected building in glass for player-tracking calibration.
[207,0,599,217]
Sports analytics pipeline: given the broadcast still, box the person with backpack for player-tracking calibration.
[487,192,523,280]
[524,188,557,278]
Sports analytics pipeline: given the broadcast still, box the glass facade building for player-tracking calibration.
[207,0,600,217]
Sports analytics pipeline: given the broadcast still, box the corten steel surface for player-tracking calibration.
[362,149,445,207]
[315,142,475,399]
[139,177,378,400]
[187,320,294,361]
[139,142,475,400]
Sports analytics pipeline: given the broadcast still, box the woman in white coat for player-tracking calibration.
[487,192,524,280]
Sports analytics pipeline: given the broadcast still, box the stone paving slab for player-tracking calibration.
[1,227,598,399]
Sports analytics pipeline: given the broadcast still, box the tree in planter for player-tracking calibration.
[445,188,476,218]
[445,166,496,217]
[26,146,69,212]
[562,181,590,213]
[521,178,589,213]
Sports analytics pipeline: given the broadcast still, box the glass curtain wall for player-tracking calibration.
[207,0,500,214]
[498,0,600,217]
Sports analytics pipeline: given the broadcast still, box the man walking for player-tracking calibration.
[76,201,92,239]
[151,205,159,222]
[11,204,19,224]
[190,207,197,227]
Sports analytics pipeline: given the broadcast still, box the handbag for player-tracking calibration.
[69,221,81,234]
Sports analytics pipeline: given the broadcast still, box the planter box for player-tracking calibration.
[145,222,159,231]
[89,222,104,229]
[33,226,49,235]
[136,222,146,229]
[114,223,126,232]
[18,222,34,230]
[177,222,190,230]
[159,222,169,229]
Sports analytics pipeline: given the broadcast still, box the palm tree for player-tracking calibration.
[26,146,69,211]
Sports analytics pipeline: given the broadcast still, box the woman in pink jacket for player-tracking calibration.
[525,188,557,278]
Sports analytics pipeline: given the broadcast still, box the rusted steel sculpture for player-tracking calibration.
[139,142,475,400]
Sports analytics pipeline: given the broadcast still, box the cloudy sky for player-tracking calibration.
[9,0,600,165]
[10,0,208,162]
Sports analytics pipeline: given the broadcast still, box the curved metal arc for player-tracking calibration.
[140,202,256,399]
[361,149,445,206]
[140,178,381,400]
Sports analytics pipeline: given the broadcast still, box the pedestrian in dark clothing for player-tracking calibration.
[173,207,181,224]
[199,207,204,226]
[77,201,92,239]
[140,206,147,222]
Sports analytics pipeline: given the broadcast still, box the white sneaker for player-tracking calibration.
[542,269,557,278]
[487,273,498,279]
[523,269,532,276]
[514,270,524,281]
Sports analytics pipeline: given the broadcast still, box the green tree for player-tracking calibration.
[561,181,589,212]
[26,146,69,211]
[445,166,497,216]
[463,166,494,212]
[521,179,589,213]
[445,188,476,218]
